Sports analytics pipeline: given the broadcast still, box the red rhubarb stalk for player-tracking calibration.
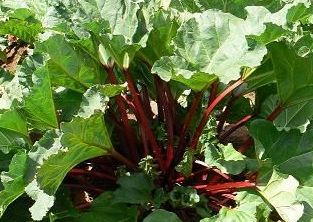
[219,114,253,143]
[123,69,165,170]
[194,181,255,191]
[190,79,244,150]
[104,66,138,162]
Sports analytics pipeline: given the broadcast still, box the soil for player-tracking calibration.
[0,35,29,73]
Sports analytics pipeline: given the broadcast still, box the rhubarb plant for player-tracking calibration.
[1,0,313,221]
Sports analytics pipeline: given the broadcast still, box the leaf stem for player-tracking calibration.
[194,181,255,191]
[110,149,137,170]
[104,66,138,162]
[69,168,116,182]
[175,168,209,183]
[155,77,175,170]
[190,79,244,150]
[219,114,253,143]
[176,92,203,162]
[237,104,284,153]
[123,69,165,170]
[267,104,284,121]
[216,95,239,134]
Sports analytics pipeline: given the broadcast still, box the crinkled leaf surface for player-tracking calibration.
[78,84,125,118]
[37,114,112,195]
[0,18,42,43]
[152,10,267,84]
[38,35,103,92]
[204,144,248,175]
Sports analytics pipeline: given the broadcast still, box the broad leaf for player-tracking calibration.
[297,186,313,222]
[152,10,267,84]
[0,18,42,43]
[270,42,313,106]
[38,35,103,92]
[0,110,27,137]
[261,95,313,130]
[250,120,313,186]
[143,209,182,222]
[37,114,112,195]
[258,170,303,222]
[113,173,154,205]
[0,152,27,218]
[78,84,125,118]
[204,144,248,175]
[23,66,58,129]
[76,192,138,222]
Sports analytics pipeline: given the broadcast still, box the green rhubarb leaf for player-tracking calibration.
[138,10,179,64]
[201,206,257,222]
[113,173,154,205]
[0,130,29,154]
[270,42,313,106]
[204,144,248,175]
[152,10,267,84]
[100,0,144,42]
[76,192,138,222]
[175,149,196,177]
[0,75,24,110]
[250,120,313,186]
[78,84,125,118]
[0,152,27,218]
[99,34,142,69]
[25,130,63,221]
[261,95,313,130]
[143,209,182,222]
[0,18,42,43]
[0,109,29,154]
[54,88,82,122]
[297,186,313,222]
[37,114,111,195]
[38,35,103,92]
[258,170,303,222]
[0,110,27,137]
[23,66,58,130]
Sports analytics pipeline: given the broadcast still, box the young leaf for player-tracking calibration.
[204,144,248,175]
